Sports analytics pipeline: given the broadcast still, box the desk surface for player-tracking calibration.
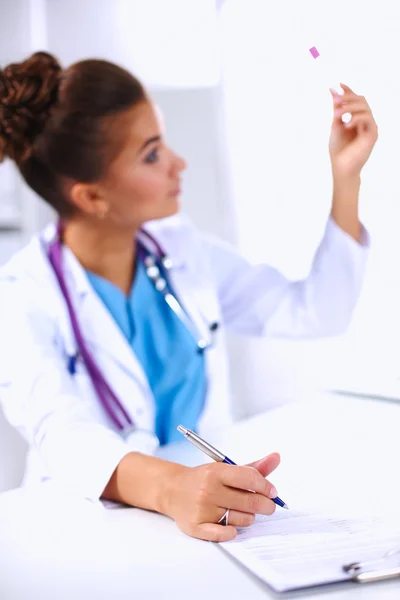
[0,393,399,600]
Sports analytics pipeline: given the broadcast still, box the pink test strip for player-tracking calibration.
[309,46,320,59]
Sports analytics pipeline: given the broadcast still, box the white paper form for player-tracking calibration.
[219,510,400,592]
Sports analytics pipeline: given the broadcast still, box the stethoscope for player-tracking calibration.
[47,222,219,431]
[136,229,219,352]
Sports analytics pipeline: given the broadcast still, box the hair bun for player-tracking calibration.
[0,51,62,163]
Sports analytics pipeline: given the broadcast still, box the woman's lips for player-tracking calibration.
[170,184,182,196]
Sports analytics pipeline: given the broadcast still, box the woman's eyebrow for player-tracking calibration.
[138,135,161,154]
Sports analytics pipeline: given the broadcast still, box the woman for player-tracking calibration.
[0,52,377,541]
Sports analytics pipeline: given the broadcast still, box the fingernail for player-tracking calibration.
[332,85,344,96]
[269,485,278,499]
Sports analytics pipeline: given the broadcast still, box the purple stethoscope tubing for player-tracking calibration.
[47,223,163,431]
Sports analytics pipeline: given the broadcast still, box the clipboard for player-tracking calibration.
[218,510,400,593]
[343,548,400,584]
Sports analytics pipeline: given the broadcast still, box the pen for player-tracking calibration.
[177,425,288,510]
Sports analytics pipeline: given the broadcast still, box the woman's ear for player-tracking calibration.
[70,182,103,216]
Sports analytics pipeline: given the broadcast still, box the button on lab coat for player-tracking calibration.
[0,215,369,501]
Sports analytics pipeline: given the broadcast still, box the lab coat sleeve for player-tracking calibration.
[0,281,131,502]
[204,217,370,337]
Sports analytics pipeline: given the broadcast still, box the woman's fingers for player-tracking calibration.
[342,113,377,132]
[333,103,376,130]
[332,93,374,128]
[219,463,277,498]
[215,508,256,528]
[336,101,370,115]
[170,458,283,541]
[182,506,257,541]
[333,83,359,101]
[219,485,276,515]
[249,452,281,477]
[192,522,237,542]
[224,509,256,528]
[339,82,356,94]
[329,85,377,140]
[334,108,369,125]
[331,87,371,113]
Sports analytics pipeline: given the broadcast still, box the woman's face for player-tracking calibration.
[76,100,187,229]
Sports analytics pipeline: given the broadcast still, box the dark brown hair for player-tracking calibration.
[0,52,147,216]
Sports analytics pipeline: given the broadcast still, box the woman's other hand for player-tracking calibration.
[329,84,378,180]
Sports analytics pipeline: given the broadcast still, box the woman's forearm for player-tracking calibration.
[101,451,185,515]
[101,450,280,542]
[330,175,362,243]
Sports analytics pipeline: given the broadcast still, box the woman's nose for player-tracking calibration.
[176,154,187,173]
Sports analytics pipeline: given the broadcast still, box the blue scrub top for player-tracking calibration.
[86,259,206,445]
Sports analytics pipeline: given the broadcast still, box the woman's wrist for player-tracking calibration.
[102,451,187,516]
[157,462,188,518]
[332,173,361,193]
[330,175,362,242]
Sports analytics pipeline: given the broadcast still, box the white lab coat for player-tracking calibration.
[0,214,369,501]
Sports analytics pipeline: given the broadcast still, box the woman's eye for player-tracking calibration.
[144,149,159,164]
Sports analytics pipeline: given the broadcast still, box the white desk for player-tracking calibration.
[0,393,399,600]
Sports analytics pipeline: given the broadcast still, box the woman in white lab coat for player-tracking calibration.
[0,52,377,541]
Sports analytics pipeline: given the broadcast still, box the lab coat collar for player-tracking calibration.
[141,215,191,271]
[39,223,150,389]
[41,217,190,300]
[37,218,192,388]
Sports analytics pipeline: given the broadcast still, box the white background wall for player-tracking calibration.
[219,0,400,410]
[1,0,400,439]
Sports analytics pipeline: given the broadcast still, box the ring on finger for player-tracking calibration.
[218,509,255,528]
[218,508,230,526]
